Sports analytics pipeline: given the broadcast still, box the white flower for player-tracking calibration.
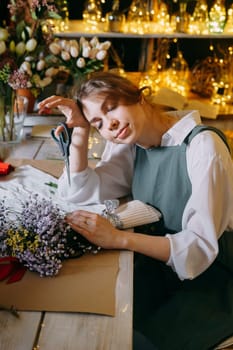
[79,37,88,46]
[21,26,33,41]
[70,40,79,49]
[26,81,33,88]
[26,38,37,52]
[70,45,79,58]
[15,42,26,56]
[61,50,70,61]
[49,42,61,55]
[0,41,6,54]
[76,57,86,68]
[88,48,97,59]
[0,28,8,41]
[82,45,91,58]
[90,37,99,48]
[36,59,46,71]
[59,39,70,51]
[25,55,35,62]
[98,41,111,51]
[20,61,32,76]
[96,50,107,61]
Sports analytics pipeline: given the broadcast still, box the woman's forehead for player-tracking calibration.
[82,94,119,107]
[82,95,105,107]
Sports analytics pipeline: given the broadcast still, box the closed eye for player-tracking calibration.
[91,118,103,130]
[102,102,117,114]
[107,105,116,112]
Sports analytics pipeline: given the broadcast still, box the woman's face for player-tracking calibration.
[81,96,145,144]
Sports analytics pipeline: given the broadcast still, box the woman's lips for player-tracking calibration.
[116,125,129,140]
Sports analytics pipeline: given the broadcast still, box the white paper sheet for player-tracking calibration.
[0,165,104,214]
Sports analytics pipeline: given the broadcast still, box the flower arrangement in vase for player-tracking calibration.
[0,0,63,141]
[0,0,112,140]
[48,36,111,97]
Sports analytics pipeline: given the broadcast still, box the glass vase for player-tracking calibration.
[82,0,102,31]
[0,89,28,144]
[176,2,189,33]
[209,0,226,33]
[106,0,125,32]
[127,0,150,34]
[189,0,209,34]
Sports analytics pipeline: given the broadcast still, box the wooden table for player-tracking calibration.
[0,115,133,350]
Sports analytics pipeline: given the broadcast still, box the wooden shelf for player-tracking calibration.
[55,20,233,40]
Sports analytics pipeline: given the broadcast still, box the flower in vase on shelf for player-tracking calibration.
[6,0,63,96]
[0,54,29,142]
[0,194,100,281]
[0,0,63,140]
[48,36,111,92]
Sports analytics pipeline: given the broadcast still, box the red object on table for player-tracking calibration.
[0,257,27,284]
[0,160,13,175]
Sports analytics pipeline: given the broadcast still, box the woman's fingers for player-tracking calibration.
[66,210,125,250]
[38,96,74,114]
[38,96,89,129]
[66,211,96,228]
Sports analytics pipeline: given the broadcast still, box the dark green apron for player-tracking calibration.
[132,125,233,350]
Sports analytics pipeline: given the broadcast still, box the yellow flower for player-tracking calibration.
[0,41,6,54]
[0,28,8,41]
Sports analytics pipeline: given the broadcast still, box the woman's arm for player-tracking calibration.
[66,210,171,262]
[167,131,233,280]
[58,141,135,205]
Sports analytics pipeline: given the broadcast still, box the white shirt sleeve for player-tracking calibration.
[166,131,233,280]
[57,141,135,205]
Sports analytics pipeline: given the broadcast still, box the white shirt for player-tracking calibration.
[58,110,233,280]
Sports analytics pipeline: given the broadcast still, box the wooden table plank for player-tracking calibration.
[0,311,42,350]
[0,139,43,161]
[35,139,63,161]
[36,251,133,350]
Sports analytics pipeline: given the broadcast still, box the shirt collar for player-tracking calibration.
[161,110,202,146]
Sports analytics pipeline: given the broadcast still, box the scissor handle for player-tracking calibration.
[51,122,71,158]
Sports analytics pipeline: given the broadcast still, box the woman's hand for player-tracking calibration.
[38,96,89,130]
[66,210,128,250]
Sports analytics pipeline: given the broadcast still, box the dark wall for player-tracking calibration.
[0,0,10,26]
[69,0,233,20]
[68,0,132,20]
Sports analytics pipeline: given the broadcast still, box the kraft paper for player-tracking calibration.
[0,251,119,316]
[1,159,120,316]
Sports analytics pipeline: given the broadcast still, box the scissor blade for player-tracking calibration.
[64,158,71,186]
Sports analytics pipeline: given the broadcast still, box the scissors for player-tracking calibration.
[51,122,72,186]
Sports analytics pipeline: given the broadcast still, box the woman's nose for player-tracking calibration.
[109,119,119,130]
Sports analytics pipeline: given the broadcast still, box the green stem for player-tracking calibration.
[0,96,6,141]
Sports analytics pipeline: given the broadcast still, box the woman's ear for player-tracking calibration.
[139,96,144,105]
[139,86,152,102]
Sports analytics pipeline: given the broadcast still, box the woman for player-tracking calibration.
[39,72,233,350]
